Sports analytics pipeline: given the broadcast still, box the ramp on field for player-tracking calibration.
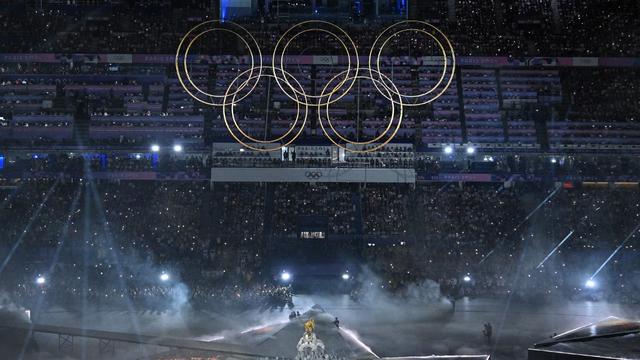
[225,304,379,359]
[0,321,265,357]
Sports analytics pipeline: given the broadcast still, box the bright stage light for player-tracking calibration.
[160,272,170,282]
[463,275,471,282]
[173,144,183,153]
[36,276,46,285]
[342,273,350,280]
[151,144,160,152]
[585,279,596,289]
[280,271,291,282]
[466,146,476,155]
[443,145,453,155]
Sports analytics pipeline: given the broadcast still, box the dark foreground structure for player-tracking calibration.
[529,317,640,360]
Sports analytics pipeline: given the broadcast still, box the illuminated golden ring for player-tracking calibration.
[320,68,398,145]
[368,20,455,107]
[184,28,255,101]
[279,28,350,104]
[175,20,262,107]
[318,69,403,153]
[272,20,359,107]
[375,28,447,101]
[223,66,308,152]
[177,21,261,104]
[228,67,303,144]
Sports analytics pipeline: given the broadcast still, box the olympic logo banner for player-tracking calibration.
[176,20,456,153]
[211,167,416,183]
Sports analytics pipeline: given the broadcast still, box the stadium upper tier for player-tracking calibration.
[0,1,638,56]
[0,59,638,149]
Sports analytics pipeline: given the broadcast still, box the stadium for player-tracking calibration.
[0,1,639,359]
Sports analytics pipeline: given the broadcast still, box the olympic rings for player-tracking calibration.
[305,171,323,180]
[176,20,455,152]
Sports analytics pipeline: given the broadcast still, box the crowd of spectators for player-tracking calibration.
[0,179,291,312]
[2,152,210,176]
[362,185,409,236]
[9,268,293,312]
[358,183,640,305]
[566,68,640,123]
[271,183,358,236]
[1,178,638,313]
[0,1,637,56]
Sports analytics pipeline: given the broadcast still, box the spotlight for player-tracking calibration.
[585,279,596,289]
[36,276,46,285]
[463,275,471,282]
[551,158,557,164]
[280,271,291,282]
[173,144,183,153]
[160,272,170,282]
[342,273,350,280]
[443,145,453,155]
[151,144,160,152]
[135,154,141,160]
[466,146,476,155]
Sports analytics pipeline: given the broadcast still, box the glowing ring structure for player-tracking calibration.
[175,20,456,152]
[376,28,447,100]
[176,20,262,107]
[272,20,359,107]
[222,66,308,152]
[184,28,254,100]
[318,68,403,153]
[320,68,399,145]
[368,20,455,106]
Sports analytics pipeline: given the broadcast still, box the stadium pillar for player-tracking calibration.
[204,111,214,146]
[495,69,509,142]
[212,0,221,19]
[72,99,90,143]
[408,0,417,19]
[455,69,467,143]
[494,1,503,29]
[532,105,550,151]
[550,0,561,28]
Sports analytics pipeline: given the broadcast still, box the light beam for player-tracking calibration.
[480,185,562,264]
[18,185,82,360]
[0,179,60,275]
[340,327,379,358]
[590,223,640,280]
[536,230,575,269]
